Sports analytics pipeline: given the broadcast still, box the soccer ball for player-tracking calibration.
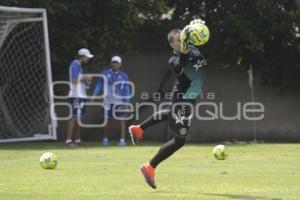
[188,23,210,46]
[40,152,58,169]
[213,145,228,160]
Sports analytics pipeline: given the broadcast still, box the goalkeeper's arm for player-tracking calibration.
[169,46,207,75]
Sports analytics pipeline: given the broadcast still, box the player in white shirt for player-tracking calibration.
[66,48,93,147]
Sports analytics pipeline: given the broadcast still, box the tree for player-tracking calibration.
[0,0,169,79]
[1,0,299,90]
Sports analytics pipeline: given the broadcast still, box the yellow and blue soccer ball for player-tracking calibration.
[188,23,210,46]
[181,19,210,47]
[213,145,228,160]
[40,152,58,169]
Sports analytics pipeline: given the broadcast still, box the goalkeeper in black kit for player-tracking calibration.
[128,19,209,189]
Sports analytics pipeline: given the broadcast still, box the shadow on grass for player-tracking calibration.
[202,192,283,200]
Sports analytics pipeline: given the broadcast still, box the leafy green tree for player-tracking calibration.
[1,0,299,90]
[1,0,168,79]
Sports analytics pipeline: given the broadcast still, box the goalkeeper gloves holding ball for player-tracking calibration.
[180,18,210,49]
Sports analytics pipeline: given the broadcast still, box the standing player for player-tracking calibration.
[128,20,209,188]
[93,56,131,146]
[66,48,93,147]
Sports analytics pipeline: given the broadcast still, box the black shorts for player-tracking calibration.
[168,84,195,138]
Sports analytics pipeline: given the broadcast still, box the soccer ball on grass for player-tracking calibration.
[40,152,58,169]
[213,145,228,160]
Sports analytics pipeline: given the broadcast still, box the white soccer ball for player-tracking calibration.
[213,145,228,160]
[40,152,58,169]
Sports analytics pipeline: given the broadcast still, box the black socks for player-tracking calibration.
[150,136,186,168]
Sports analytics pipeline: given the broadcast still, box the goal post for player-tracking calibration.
[0,6,57,143]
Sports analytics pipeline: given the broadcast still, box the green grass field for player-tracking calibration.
[0,142,299,200]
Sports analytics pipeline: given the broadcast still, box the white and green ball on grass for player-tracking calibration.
[213,145,228,160]
[40,152,58,169]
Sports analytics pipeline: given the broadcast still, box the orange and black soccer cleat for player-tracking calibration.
[128,125,144,145]
[140,163,156,189]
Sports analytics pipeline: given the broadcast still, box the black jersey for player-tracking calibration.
[168,45,206,99]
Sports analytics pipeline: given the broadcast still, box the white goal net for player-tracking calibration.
[0,6,57,142]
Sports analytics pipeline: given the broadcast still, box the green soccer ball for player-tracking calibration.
[213,145,228,160]
[40,152,58,169]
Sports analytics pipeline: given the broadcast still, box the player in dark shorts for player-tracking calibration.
[129,23,207,189]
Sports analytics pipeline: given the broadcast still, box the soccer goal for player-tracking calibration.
[0,6,57,142]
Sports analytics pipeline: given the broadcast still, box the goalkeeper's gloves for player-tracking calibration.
[180,18,206,52]
[180,25,192,52]
[190,18,205,25]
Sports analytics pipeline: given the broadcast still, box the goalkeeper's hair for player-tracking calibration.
[167,29,181,43]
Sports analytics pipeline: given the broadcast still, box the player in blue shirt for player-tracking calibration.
[93,56,131,146]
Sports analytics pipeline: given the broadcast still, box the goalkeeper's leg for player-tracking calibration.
[149,100,192,168]
[140,93,193,188]
[150,136,186,168]
[128,109,169,143]
[140,135,186,189]
[141,109,170,129]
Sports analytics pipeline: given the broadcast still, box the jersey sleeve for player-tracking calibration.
[70,62,81,82]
